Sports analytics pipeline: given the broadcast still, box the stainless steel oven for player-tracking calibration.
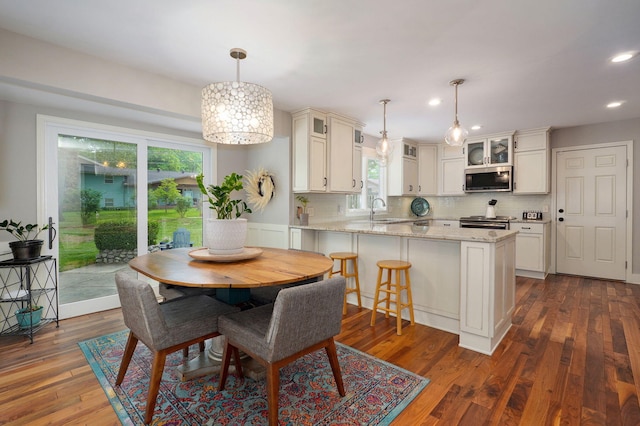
[459,216,513,230]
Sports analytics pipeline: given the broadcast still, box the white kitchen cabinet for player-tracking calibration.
[418,144,438,195]
[465,132,513,168]
[388,138,419,196]
[292,109,327,192]
[513,127,551,194]
[432,219,460,228]
[511,222,550,278]
[352,145,363,193]
[438,144,465,195]
[327,113,355,192]
[459,238,515,354]
[292,108,362,193]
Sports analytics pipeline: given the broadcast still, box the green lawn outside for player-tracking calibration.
[59,208,203,271]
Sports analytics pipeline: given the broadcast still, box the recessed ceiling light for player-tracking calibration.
[471,125,482,130]
[607,101,623,108]
[611,52,635,63]
[428,98,441,106]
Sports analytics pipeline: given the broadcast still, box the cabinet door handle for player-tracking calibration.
[352,179,356,188]
[418,185,421,192]
[324,124,327,134]
[360,180,363,189]
[323,177,327,187]
[522,227,531,230]
[444,223,451,227]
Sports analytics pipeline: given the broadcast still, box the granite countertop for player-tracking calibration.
[290,221,518,243]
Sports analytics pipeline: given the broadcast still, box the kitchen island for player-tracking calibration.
[290,221,517,355]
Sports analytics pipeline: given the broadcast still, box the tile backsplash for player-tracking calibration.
[294,192,552,224]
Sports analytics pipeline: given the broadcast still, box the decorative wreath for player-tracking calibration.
[245,168,275,212]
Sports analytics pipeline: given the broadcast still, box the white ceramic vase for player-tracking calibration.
[205,218,248,255]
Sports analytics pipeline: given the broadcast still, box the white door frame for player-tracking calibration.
[551,140,635,283]
[36,115,214,318]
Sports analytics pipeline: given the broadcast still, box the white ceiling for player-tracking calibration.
[0,0,639,142]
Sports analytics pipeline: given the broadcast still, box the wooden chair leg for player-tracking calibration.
[385,268,392,318]
[232,346,243,377]
[325,339,346,396]
[218,340,233,391]
[266,363,280,426]
[395,269,403,335]
[182,347,189,357]
[145,351,167,424]
[370,267,384,326]
[353,259,362,308]
[115,332,138,385]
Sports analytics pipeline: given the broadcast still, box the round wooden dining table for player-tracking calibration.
[128,246,333,289]
[128,246,334,380]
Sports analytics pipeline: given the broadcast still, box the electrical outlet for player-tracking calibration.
[542,205,549,213]
[307,207,315,217]
[337,204,343,214]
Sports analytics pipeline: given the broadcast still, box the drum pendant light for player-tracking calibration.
[375,99,393,165]
[201,48,274,144]
[444,79,468,146]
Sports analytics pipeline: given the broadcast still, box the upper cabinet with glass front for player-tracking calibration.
[465,132,514,169]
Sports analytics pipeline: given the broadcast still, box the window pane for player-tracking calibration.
[147,146,204,250]
[347,148,386,212]
[58,135,137,304]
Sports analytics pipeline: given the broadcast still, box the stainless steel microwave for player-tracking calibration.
[464,166,512,192]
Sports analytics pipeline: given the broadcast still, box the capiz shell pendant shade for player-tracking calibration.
[201,48,274,145]
[202,81,273,144]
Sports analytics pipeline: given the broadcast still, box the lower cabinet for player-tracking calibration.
[511,222,550,279]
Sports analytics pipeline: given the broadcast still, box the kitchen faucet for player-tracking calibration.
[370,197,386,221]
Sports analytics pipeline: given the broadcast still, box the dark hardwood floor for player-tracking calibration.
[2,274,640,425]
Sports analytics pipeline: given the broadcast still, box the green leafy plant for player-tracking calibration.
[296,195,309,213]
[196,173,252,219]
[0,219,53,241]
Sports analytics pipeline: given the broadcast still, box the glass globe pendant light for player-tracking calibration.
[444,79,468,146]
[375,99,393,165]
[201,48,274,144]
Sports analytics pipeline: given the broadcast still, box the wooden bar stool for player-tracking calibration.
[328,252,362,315]
[370,260,415,335]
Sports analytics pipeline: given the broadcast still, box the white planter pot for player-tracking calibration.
[205,218,248,255]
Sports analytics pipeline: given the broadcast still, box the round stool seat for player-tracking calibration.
[376,260,411,270]
[330,252,358,260]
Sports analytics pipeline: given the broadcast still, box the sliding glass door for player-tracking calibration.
[39,117,212,319]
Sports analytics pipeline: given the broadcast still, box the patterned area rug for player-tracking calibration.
[79,330,429,425]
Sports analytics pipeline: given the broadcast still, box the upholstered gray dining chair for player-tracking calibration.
[217,276,347,426]
[114,271,241,424]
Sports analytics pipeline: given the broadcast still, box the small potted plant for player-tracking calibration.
[0,219,56,260]
[196,173,252,255]
[15,304,44,329]
[296,195,310,226]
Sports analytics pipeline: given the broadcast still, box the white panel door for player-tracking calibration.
[556,145,626,280]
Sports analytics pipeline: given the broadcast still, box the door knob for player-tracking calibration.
[559,217,564,222]
[558,208,564,213]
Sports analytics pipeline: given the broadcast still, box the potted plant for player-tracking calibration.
[0,219,55,260]
[196,173,252,255]
[15,304,44,329]
[296,195,310,226]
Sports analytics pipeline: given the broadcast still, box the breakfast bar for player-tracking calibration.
[290,221,517,355]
